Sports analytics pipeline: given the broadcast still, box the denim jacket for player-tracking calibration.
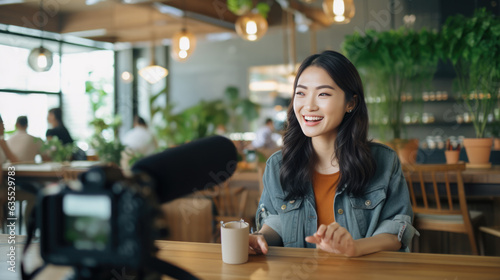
[255,142,419,251]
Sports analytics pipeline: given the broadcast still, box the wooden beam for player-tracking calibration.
[0,4,60,33]
[288,0,332,27]
[159,0,238,24]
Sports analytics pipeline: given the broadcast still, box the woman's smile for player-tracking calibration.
[303,115,324,126]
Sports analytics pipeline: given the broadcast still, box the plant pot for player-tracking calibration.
[388,139,419,165]
[444,150,460,164]
[463,138,492,168]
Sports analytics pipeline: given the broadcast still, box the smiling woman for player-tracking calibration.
[293,66,355,143]
[249,50,418,258]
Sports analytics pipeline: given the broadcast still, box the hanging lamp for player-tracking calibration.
[139,9,168,84]
[171,9,196,61]
[139,44,168,84]
[28,0,53,72]
[322,0,355,24]
[235,11,268,41]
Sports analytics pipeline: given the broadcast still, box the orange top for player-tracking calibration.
[313,171,340,227]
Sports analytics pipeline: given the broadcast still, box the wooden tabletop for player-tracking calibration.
[1,162,98,184]
[1,237,499,280]
[154,241,500,280]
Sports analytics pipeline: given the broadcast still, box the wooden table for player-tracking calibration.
[3,237,499,280]
[2,161,97,180]
[1,161,99,189]
[461,165,500,184]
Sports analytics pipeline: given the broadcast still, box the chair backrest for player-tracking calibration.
[401,163,471,223]
[211,181,248,220]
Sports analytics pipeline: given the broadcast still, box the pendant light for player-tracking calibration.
[28,0,53,72]
[171,8,196,61]
[139,9,168,84]
[235,11,268,41]
[139,43,168,84]
[322,0,355,24]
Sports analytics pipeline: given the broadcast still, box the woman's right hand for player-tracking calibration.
[249,234,268,255]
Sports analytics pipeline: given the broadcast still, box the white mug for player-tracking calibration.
[220,221,249,264]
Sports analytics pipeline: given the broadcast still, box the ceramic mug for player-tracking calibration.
[220,221,249,264]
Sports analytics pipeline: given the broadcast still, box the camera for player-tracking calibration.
[37,165,162,270]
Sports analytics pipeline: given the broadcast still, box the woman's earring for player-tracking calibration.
[348,109,352,113]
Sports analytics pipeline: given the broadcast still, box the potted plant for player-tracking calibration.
[441,8,500,167]
[342,27,440,163]
[41,136,75,163]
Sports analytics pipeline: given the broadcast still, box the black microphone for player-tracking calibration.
[131,135,238,203]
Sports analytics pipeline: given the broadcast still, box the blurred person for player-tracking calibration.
[248,51,417,257]
[46,107,73,145]
[0,115,37,230]
[0,114,18,164]
[249,118,280,159]
[122,116,158,157]
[251,118,278,150]
[7,116,43,162]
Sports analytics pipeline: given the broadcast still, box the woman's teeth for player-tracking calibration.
[304,116,323,122]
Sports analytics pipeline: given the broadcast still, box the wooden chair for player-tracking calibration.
[402,163,484,255]
[204,180,249,243]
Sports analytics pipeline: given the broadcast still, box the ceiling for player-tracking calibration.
[0,0,332,44]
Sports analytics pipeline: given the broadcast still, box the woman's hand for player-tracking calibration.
[249,234,268,255]
[305,222,358,257]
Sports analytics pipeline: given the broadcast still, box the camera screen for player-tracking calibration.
[63,194,111,251]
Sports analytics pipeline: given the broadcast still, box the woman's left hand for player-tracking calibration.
[305,222,358,257]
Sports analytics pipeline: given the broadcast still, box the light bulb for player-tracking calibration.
[37,53,48,68]
[323,0,355,24]
[179,36,190,50]
[179,50,188,59]
[171,29,197,61]
[28,46,53,72]
[246,20,258,35]
[121,71,133,83]
[235,13,268,41]
[333,0,345,21]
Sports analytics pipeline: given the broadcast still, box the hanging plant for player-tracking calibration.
[227,0,253,16]
[227,0,270,18]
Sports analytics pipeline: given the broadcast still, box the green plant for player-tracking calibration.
[441,8,500,138]
[86,75,124,164]
[91,134,125,166]
[227,0,270,18]
[85,72,108,116]
[342,27,440,140]
[487,108,500,138]
[41,136,74,162]
[223,86,260,132]
[152,86,259,146]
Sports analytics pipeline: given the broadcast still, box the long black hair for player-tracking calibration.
[49,108,65,127]
[280,50,375,200]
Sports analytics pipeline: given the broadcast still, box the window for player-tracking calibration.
[0,31,114,151]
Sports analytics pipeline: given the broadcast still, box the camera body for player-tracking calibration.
[38,166,161,269]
